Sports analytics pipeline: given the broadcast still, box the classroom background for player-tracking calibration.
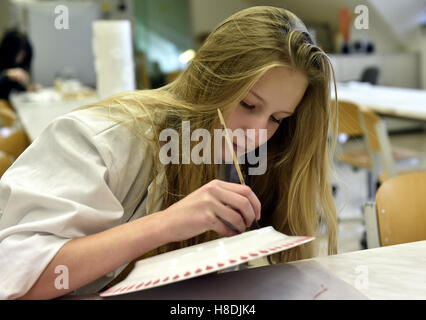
[0,0,425,257]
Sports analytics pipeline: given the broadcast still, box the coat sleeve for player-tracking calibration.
[0,111,134,299]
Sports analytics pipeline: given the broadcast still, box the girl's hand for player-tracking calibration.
[6,68,30,85]
[158,179,261,242]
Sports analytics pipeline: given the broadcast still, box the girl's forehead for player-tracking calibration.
[250,67,308,113]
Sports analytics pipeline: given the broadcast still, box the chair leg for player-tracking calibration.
[367,171,377,201]
[332,184,338,197]
[360,231,367,249]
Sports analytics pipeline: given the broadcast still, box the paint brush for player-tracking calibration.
[217,109,261,231]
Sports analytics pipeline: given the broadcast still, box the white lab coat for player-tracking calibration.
[0,105,173,299]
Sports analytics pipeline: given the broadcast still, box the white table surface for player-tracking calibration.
[308,240,426,299]
[65,240,426,300]
[334,82,426,121]
[10,89,99,142]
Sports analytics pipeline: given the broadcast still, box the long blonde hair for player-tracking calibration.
[85,6,338,263]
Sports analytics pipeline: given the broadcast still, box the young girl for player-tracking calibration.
[0,6,338,299]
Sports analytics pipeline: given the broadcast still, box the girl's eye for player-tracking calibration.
[271,115,281,124]
[240,101,255,110]
[241,100,282,124]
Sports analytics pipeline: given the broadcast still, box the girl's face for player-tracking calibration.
[223,66,308,155]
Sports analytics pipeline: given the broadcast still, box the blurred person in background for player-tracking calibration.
[0,28,33,102]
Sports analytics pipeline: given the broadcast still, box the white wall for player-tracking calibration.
[190,0,403,53]
[330,53,420,88]
[0,1,11,35]
[190,0,248,37]
[420,27,426,90]
[26,1,101,87]
[189,0,422,89]
[407,26,426,90]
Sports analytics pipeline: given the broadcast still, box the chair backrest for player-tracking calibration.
[375,171,426,246]
[360,67,380,85]
[333,100,398,179]
[334,100,364,136]
[0,128,30,160]
[359,107,398,179]
[0,150,13,178]
[0,99,14,111]
[0,100,17,127]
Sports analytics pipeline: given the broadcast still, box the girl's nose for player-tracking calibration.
[243,115,269,132]
[243,117,269,148]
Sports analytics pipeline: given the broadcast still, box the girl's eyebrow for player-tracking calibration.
[249,90,265,103]
[250,90,293,115]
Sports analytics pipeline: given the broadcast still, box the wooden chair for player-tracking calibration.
[334,100,422,198]
[0,150,13,178]
[335,100,371,166]
[364,171,426,248]
[0,99,14,111]
[0,127,30,160]
[0,100,17,127]
[360,107,423,183]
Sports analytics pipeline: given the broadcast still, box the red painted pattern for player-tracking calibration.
[102,236,315,296]
[135,282,144,289]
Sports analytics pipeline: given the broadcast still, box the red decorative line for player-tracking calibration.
[135,282,144,289]
[195,268,202,274]
[184,271,191,277]
[207,264,215,269]
[249,253,258,257]
[163,276,169,282]
[144,280,152,287]
[313,287,328,300]
[229,259,237,264]
[153,279,160,285]
[259,250,268,254]
[126,285,135,290]
[240,256,248,260]
[173,275,179,280]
